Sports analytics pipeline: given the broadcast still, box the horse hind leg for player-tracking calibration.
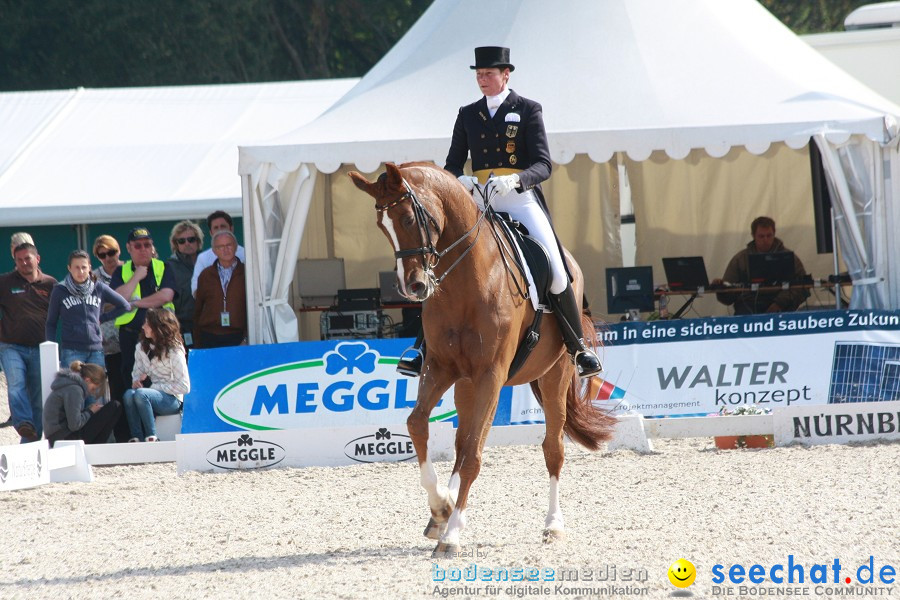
[532,360,572,544]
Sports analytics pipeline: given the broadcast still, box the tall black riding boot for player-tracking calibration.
[396,328,426,377]
[549,283,603,378]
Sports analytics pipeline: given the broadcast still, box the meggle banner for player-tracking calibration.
[184,339,519,434]
[595,310,900,418]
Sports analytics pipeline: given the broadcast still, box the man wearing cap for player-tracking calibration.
[397,46,601,378]
[111,227,176,418]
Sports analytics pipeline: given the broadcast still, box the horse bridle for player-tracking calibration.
[375,179,490,289]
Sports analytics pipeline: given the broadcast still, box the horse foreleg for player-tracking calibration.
[537,359,574,544]
[434,374,502,558]
[424,471,459,540]
[408,370,455,541]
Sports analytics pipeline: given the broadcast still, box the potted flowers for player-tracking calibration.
[714,405,774,449]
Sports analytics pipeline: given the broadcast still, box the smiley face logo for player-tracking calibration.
[668,558,696,588]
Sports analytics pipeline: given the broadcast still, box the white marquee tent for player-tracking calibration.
[239,0,900,344]
[0,78,357,226]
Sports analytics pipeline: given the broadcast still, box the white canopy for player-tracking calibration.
[0,78,357,226]
[239,0,900,344]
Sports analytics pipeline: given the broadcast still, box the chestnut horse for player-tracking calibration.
[349,162,615,556]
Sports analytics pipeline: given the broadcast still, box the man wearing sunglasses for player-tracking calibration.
[111,227,175,417]
[166,221,204,350]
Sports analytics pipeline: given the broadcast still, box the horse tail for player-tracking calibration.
[563,311,616,450]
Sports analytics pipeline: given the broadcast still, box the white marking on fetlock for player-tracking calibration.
[440,508,467,547]
[544,476,565,532]
[447,472,461,505]
[420,458,450,515]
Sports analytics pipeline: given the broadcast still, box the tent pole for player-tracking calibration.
[830,206,841,309]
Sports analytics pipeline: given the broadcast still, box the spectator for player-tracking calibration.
[92,234,127,402]
[111,227,176,389]
[166,220,203,349]
[0,242,58,442]
[2,233,34,429]
[123,308,189,442]
[193,230,248,348]
[712,216,810,314]
[45,250,130,380]
[42,361,122,447]
[191,211,245,295]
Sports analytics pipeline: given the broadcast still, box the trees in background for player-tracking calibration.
[0,0,876,91]
[0,0,429,90]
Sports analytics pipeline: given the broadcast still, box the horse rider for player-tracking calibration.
[396,46,602,379]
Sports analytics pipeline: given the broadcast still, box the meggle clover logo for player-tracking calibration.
[344,427,417,463]
[213,341,436,431]
[0,454,8,484]
[206,434,286,470]
[324,343,377,375]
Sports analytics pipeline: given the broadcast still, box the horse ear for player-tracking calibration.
[348,171,375,197]
[384,163,404,190]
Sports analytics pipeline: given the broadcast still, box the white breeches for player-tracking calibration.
[481,188,568,294]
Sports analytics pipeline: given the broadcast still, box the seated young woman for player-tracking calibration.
[43,361,123,447]
[123,308,190,442]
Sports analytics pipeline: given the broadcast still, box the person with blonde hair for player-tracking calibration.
[166,220,203,348]
[42,361,122,446]
[123,308,189,442]
[9,232,34,257]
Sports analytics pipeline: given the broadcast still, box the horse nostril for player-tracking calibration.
[409,281,425,295]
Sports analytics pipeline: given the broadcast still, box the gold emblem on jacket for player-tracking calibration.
[509,155,518,165]
[505,125,518,138]
[506,142,516,153]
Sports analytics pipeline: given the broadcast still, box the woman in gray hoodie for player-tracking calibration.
[42,361,122,446]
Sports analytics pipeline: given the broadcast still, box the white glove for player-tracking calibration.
[489,174,520,196]
[457,175,478,192]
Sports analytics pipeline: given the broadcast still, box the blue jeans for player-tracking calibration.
[0,343,44,442]
[59,349,106,408]
[59,348,106,370]
[122,388,181,439]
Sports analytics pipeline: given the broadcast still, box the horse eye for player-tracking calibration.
[402,215,416,228]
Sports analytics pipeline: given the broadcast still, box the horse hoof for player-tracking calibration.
[432,541,461,559]
[542,528,566,544]
[424,517,448,540]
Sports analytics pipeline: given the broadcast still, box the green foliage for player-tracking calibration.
[0,0,881,91]
[0,0,430,90]
[759,0,874,34]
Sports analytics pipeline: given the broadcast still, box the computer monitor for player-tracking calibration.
[295,258,345,307]
[662,256,710,292]
[606,266,655,314]
[748,251,795,285]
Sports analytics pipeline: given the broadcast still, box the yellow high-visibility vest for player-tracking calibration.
[114,258,174,327]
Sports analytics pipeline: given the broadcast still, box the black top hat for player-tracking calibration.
[470,46,515,71]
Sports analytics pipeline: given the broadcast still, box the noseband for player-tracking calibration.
[375,179,490,290]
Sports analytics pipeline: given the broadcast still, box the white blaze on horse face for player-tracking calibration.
[380,209,412,297]
[544,476,565,532]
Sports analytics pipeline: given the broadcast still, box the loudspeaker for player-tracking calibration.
[809,139,834,254]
